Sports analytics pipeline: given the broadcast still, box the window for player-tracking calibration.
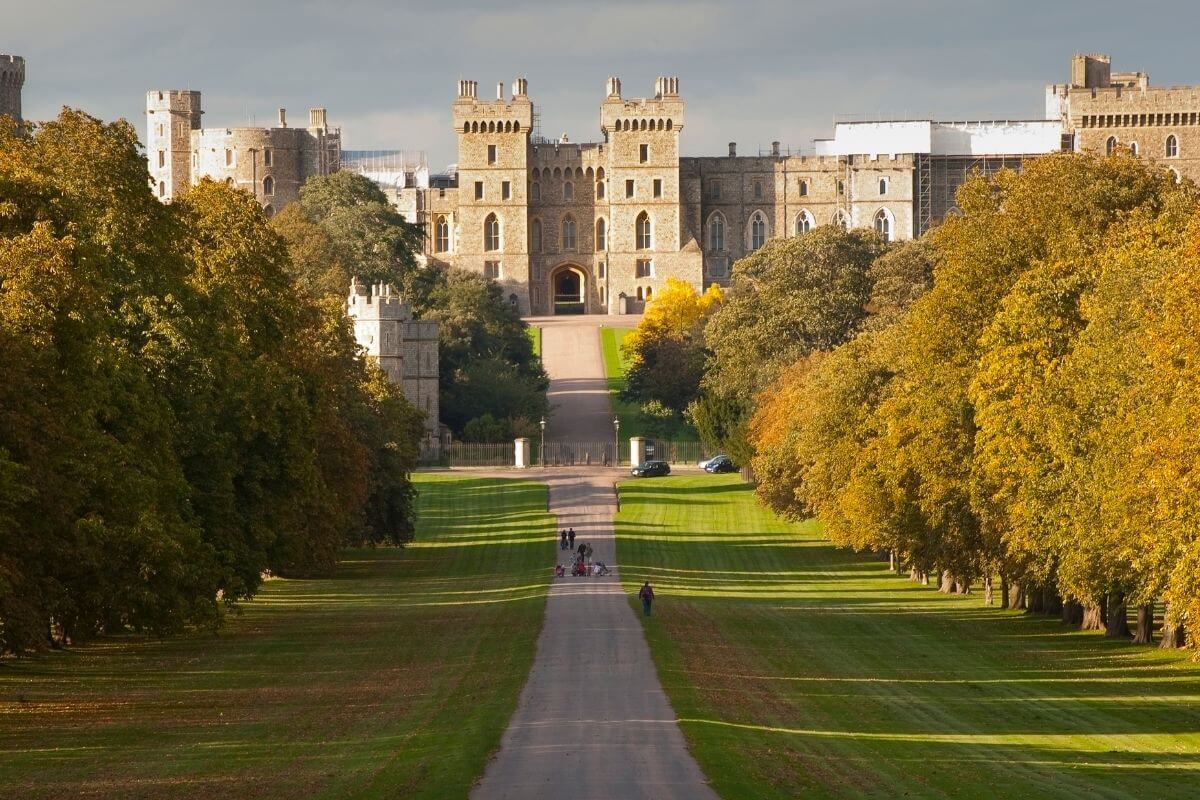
[158,181,165,198]
[833,210,848,230]
[874,209,892,242]
[434,216,450,253]
[157,150,165,168]
[192,151,197,169]
[531,181,541,201]
[639,143,649,163]
[263,176,274,196]
[484,213,500,251]
[709,213,726,251]
[225,177,234,186]
[753,180,763,199]
[625,179,635,198]
[1129,141,1139,157]
[596,180,605,199]
[750,212,767,250]
[709,180,722,200]
[837,180,845,196]
[475,181,484,200]
[487,144,497,164]
[156,123,164,137]
[599,261,607,279]
[264,149,272,166]
[263,204,275,219]
[484,261,501,279]
[653,178,662,198]
[636,211,652,250]
[1106,136,1117,156]
[563,181,574,201]
[225,149,234,167]
[878,177,889,196]
[1167,135,1179,158]
[596,218,607,251]
[799,179,809,196]
[795,210,813,234]
[531,218,542,252]
[502,180,511,200]
[646,286,652,299]
[636,286,644,301]
[561,216,576,251]
[635,258,652,278]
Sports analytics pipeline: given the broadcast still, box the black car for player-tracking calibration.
[703,455,738,473]
[631,460,671,478]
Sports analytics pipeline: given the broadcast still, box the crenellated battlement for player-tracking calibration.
[0,54,26,123]
[453,77,534,134]
[346,277,413,320]
[600,76,684,135]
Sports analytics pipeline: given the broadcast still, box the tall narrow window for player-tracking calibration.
[639,143,649,163]
[636,211,652,250]
[487,144,497,164]
[653,179,662,198]
[1129,141,1139,157]
[263,176,274,196]
[263,149,272,166]
[484,261,501,279]
[484,213,500,251]
[158,181,165,197]
[263,204,274,219]
[799,179,809,196]
[225,149,234,166]
[753,180,763,199]
[531,218,542,253]
[878,177,889,195]
[596,180,605,199]
[709,180,722,200]
[709,213,725,251]
[475,181,484,200]
[625,179,635,198]
[596,218,607,251]
[563,181,574,201]
[561,216,577,251]
[1167,135,1179,158]
[837,179,845,196]
[434,216,450,252]
[750,212,767,250]
[502,180,511,200]
[874,209,891,242]
[531,182,541,201]
[157,150,165,168]
[1106,136,1117,156]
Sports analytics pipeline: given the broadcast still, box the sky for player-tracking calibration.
[8,0,1200,169]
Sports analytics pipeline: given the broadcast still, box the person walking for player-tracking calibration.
[639,582,655,617]
[560,529,568,550]
[567,528,576,550]
[584,542,593,566]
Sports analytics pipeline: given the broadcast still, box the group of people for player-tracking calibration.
[555,529,611,578]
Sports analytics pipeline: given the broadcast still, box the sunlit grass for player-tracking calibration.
[617,474,1200,800]
[0,474,554,800]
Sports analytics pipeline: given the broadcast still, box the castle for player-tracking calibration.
[345,278,440,445]
[145,90,341,214]
[0,54,24,124]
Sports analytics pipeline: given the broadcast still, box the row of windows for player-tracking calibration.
[706,208,891,250]
[435,212,655,254]
[612,118,673,132]
[1083,112,1200,129]
[501,178,666,202]
[463,119,521,134]
[708,176,883,200]
[1105,134,1182,158]
[532,166,605,180]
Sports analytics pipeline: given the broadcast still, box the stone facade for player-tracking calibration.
[1048,53,1200,182]
[345,278,440,443]
[0,54,24,124]
[146,91,340,215]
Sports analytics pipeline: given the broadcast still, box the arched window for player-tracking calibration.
[595,218,607,251]
[833,209,848,230]
[874,209,892,242]
[1106,136,1117,156]
[225,177,234,186]
[645,286,653,299]
[708,213,726,251]
[484,213,501,251]
[636,286,644,301]
[636,211,652,250]
[158,181,165,198]
[1129,141,1139,157]
[561,216,576,251]
[531,218,542,253]
[878,177,888,196]
[563,181,574,201]
[837,180,845,196]
[799,179,809,196]
[795,210,814,234]
[1169,167,1182,183]
[531,181,541,201]
[750,212,767,250]
[753,180,763,199]
[263,176,274,196]
[1166,135,1179,158]
[596,180,605,199]
[263,204,275,219]
[434,215,450,252]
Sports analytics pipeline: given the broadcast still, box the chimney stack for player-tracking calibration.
[512,77,528,97]
[728,142,737,157]
[309,108,327,130]
[771,141,780,156]
[606,76,622,98]
[278,108,287,128]
[497,81,504,101]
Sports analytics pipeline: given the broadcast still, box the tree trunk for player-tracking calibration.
[983,576,994,606]
[1061,600,1084,627]
[1105,592,1130,638]
[1080,600,1105,631]
[1132,604,1154,645]
[1026,587,1046,614]
[939,570,955,593]
[1000,574,1009,610]
[1008,581,1025,610]
[1160,622,1187,649]
[1044,591,1063,616]
[888,550,897,572]
[909,567,923,582]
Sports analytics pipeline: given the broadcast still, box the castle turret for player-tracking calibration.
[146,89,202,202]
[0,55,26,125]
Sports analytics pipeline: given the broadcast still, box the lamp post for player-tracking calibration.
[613,416,620,467]
[539,416,546,468]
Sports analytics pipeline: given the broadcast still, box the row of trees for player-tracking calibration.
[741,153,1199,648]
[271,173,548,443]
[0,112,424,653]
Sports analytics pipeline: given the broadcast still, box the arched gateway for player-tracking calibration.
[551,264,586,314]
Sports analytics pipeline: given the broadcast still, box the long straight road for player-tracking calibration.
[471,319,717,800]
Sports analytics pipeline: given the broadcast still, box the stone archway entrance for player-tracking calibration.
[550,264,586,315]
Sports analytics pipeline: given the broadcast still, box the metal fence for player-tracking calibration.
[418,441,515,467]
[643,440,708,465]
[417,439,709,468]
[533,440,627,467]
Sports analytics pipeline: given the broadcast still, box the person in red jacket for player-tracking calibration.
[638,582,654,617]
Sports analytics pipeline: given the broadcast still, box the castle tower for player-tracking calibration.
[451,77,535,313]
[599,76,694,308]
[0,55,25,124]
[345,278,441,442]
[146,90,202,202]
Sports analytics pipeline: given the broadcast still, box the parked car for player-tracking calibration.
[631,460,671,478]
[702,455,738,474]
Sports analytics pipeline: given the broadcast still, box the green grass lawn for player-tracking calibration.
[616,475,1200,800]
[0,474,553,800]
[527,324,541,360]
[600,325,697,441]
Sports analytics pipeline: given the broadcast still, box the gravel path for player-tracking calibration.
[471,320,717,800]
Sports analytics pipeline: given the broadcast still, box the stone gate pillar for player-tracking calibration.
[630,436,648,467]
[514,437,532,468]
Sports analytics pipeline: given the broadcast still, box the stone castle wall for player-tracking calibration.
[0,54,25,123]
